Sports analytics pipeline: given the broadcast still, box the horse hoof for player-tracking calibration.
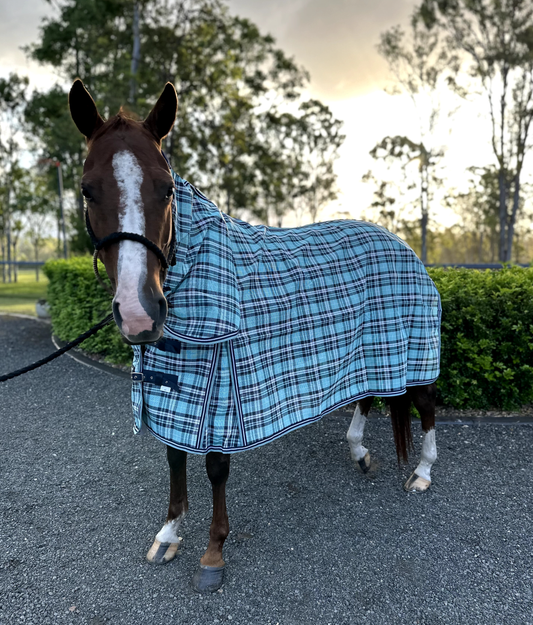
[357,452,371,474]
[192,564,225,593]
[404,473,431,493]
[146,539,180,564]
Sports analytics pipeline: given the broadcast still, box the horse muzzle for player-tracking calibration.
[112,295,168,344]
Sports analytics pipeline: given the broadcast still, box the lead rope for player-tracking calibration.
[0,313,114,383]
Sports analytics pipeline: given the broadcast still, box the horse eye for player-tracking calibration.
[165,186,174,200]
[81,186,93,202]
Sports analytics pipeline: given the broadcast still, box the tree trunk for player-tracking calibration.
[498,168,508,262]
[6,186,12,283]
[168,128,176,169]
[130,2,141,106]
[420,161,429,264]
[13,240,18,283]
[1,237,5,283]
[505,173,520,263]
[35,245,40,282]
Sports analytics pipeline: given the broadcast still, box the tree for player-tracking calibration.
[0,73,29,282]
[24,86,88,251]
[449,166,500,262]
[292,100,345,223]
[17,171,57,278]
[26,0,343,235]
[376,13,453,262]
[367,135,444,261]
[361,172,402,234]
[419,0,533,262]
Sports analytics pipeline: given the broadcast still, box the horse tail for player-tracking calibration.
[388,391,413,463]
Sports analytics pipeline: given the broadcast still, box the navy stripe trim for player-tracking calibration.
[228,340,247,447]
[164,325,239,345]
[194,343,221,449]
[132,347,145,435]
[143,376,440,455]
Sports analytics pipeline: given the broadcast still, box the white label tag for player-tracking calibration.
[160,385,171,392]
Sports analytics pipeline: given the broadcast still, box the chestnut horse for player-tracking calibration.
[69,80,438,593]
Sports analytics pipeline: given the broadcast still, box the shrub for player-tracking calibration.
[43,257,132,366]
[428,266,533,410]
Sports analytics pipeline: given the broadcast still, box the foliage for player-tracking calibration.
[25,0,344,228]
[43,257,132,364]
[444,166,521,263]
[0,74,30,282]
[24,85,88,248]
[12,169,57,261]
[428,265,533,409]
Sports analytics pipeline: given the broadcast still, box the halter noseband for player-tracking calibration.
[85,193,177,296]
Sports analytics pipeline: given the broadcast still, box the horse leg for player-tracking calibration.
[147,446,187,564]
[346,396,374,473]
[404,383,437,493]
[192,452,231,593]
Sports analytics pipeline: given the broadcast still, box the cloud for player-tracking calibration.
[229,0,417,100]
[3,0,417,100]
[0,0,49,66]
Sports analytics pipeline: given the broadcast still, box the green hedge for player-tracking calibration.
[44,258,533,409]
[43,257,132,366]
[428,266,533,410]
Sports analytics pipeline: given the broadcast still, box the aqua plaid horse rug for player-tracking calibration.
[131,170,441,454]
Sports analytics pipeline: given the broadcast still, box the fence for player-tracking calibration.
[426,263,531,269]
[1,261,46,283]
[1,260,531,285]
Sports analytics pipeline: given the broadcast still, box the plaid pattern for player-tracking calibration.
[131,171,441,454]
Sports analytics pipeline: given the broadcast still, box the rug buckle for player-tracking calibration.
[131,372,145,382]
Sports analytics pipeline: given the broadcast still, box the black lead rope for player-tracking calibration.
[0,313,114,383]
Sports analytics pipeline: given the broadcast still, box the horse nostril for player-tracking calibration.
[158,297,168,324]
[112,300,122,326]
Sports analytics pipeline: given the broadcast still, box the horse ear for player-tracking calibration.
[69,79,105,140]
[144,83,178,143]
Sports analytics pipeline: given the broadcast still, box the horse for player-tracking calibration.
[68,79,440,593]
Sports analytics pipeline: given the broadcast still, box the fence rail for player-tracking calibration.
[425,263,530,269]
[1,260,531,273]
[0,261,46,267]
[1,260,47,283]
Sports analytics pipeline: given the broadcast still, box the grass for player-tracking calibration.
[0,269,49,316]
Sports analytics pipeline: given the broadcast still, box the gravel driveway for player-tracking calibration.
[1,315,532,625]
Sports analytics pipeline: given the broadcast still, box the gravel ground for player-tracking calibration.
[1,315,532,625]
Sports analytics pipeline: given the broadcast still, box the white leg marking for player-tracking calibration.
[414,429,437,482]
[347,404,368,462]
[156,515,184,544]
[112,150,152,336]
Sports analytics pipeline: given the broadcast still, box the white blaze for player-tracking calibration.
[112,150,152,336]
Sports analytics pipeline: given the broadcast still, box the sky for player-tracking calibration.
[0,0,510,227]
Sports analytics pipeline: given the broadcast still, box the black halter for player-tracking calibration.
[85,157,177,295]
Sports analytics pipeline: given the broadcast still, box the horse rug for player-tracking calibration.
[131,170,441,454]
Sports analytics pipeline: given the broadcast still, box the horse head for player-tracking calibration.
[69,80,178,344]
